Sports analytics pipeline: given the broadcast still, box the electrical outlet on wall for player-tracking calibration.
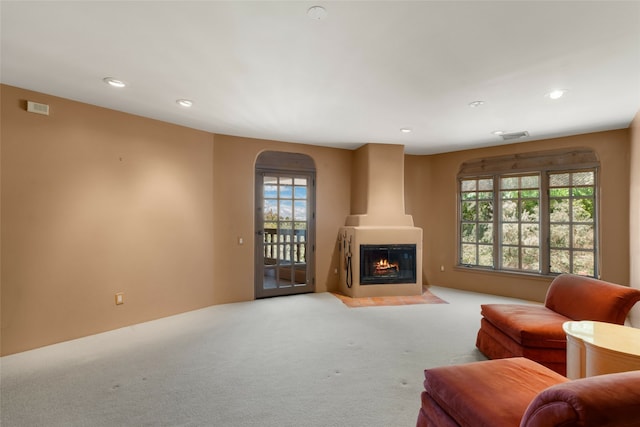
[115,292,124,305]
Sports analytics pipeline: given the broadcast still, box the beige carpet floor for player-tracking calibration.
[1,286,533,427]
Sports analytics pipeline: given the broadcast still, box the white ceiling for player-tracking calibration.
[2,1,639,154]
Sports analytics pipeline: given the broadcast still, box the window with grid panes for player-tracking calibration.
[460,177,494,267]
[548,171,597,276]
[499,174,540,272]
[458,150,598,277]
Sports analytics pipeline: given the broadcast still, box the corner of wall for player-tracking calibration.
[629,111,640,327]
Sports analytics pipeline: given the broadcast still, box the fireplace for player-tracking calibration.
[337,143,423,298]
[338,226,422,298]
[360,244,416,285]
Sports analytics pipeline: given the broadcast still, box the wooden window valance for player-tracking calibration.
[458,148,599,177]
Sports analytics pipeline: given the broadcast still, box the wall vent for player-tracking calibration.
[27,101,50,116]
[501,131,529,141]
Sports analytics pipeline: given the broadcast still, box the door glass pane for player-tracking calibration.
[264,176,278,197]
[294,200,307,220]
[279,200,292,221]
[294,230,306,263]
[279,184,293,198]
[258,172,312,295]
[264,199,277,222]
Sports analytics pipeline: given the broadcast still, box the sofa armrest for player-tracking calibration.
[544,274,640,324]
[520,370,640,427]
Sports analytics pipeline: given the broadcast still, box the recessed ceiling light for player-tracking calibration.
[492,130,505,135]
[307,6,327,20]
[176,99,193,108]
[468,101,485,108]
[103,77,126,88]
[400,128,412,133]
[547,89,567,100]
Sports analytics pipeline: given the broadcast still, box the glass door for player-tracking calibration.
[255,171,315,298]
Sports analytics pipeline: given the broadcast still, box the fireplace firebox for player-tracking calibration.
[360,244,416,285]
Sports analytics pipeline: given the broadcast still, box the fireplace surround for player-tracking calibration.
[360,244,417,285]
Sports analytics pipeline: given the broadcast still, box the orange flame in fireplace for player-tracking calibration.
[374,258,399,274]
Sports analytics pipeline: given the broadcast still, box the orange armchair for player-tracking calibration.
[475,274,640,375]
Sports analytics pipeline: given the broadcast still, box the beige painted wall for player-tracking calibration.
[211,135,352,304]
[1,85,216,355]
[1,86,353,355]
[404,154,434,285]
[629,111,640,327]
[405,129,631,302]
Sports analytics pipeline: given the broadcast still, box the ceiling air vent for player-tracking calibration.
[501,131,529,141]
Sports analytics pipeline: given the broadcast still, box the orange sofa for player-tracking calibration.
[417,357,640,427]
[475,274,640,375]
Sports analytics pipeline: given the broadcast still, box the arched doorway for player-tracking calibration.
[255,151,316,298]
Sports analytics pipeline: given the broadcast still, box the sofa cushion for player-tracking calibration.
[520,370,640,427]
[418,392,460,427]
[480,304,569,348]
[476,319,567,375]
[423,357,567,427]
[544,274,640,324]
[477,318,567,362]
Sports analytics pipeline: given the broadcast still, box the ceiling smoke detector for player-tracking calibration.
[500,131,530,141]
[307,6,327,20]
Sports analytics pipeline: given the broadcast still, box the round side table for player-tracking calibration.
[563,320,640,379]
